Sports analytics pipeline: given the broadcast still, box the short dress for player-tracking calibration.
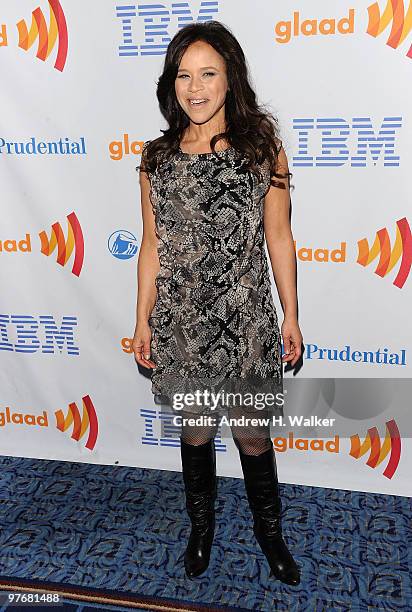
[141,140,284,419]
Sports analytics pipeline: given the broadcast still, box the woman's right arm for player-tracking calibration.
[132,167,160,369]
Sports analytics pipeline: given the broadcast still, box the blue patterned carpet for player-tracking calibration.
[0,455,411,611]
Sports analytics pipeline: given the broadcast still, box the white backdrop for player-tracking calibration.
[1,0,411,497]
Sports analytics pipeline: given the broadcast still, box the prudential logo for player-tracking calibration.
[0,136,86,156]
[0,1,68,71]
[108,230,138,260]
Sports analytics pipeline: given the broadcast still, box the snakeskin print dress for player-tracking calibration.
[142,141,283,415]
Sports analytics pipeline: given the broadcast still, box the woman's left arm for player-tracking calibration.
[263,145,303,367]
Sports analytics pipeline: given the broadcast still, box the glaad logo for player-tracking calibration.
[39,212,84,277]
[293,116,401,167]
[115,2,218,57]
[294,217,412,289]
[350,419,401,479]
[55,395,98,450]
[273,419,401,479]
[293,241,346,263]
[357,217,412,289]
[0,0,68,71]
[0,212,84,277]
[109,135,144,160]
[0,395,98,451]
[367,0,412,59]
[108,230,138,260]
[275,9,355,43]
[0,406,48,429]
[0,314,79,355]
[0,234,32,253]
[274,5,412,60]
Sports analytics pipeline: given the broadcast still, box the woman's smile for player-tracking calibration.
[188,98,210,109]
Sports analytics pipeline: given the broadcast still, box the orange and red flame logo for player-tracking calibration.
[350,418,401,479]
[16,0,68,71]
[55,394,98,450]
[357,217,412,288]
[367,0,412,59]
[39,211,84,277]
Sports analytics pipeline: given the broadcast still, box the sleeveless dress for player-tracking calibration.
[142,140,283,417]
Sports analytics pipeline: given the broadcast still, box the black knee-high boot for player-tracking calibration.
[235,439,300,586]
[180,438,217,578]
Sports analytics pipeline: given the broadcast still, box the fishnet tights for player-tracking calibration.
[179,406,273,456]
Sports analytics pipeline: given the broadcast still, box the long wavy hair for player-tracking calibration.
[140,20,291,189]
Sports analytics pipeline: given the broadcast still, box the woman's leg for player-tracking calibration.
[228,405,273,455]
[180,409,218,445]
[229,405,301,586]
[179,410,219,578]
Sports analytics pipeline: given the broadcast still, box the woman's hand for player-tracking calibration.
[132,321,156,369]
[281,317,303,367]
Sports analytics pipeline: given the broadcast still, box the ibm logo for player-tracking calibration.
[293,116,402,167]
[115,2,219,57]
[0,314,79,355]
[140,408,227,450]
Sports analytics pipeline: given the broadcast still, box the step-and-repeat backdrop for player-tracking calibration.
[1,1,411,496]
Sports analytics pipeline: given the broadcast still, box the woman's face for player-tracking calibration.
[175,40,228,125]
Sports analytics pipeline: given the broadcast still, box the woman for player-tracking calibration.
[133,20,303,586]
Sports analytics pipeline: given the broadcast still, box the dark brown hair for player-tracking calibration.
[139,20,291,189]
